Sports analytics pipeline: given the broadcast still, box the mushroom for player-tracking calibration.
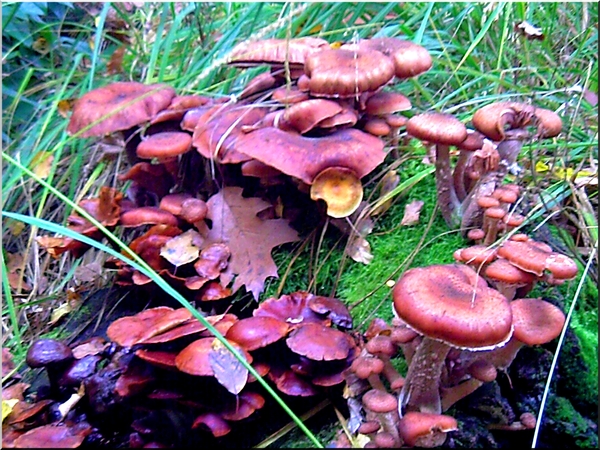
[482,297,566,371]
[26,339,74,393]
[310,166,364,218]
[233,127,386,217]
[406,112,468,228]
[225,316,290,351]
[361,388,401,446]
[303,48,395,98]
[343,37,433,80]
[392,264,512,415]
[397,411,458,448]
[67,81,176,138]
[482,258,537,301]
[286,323,355,361]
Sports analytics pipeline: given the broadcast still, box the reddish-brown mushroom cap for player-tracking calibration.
[362,388,398,413]
[228,37,330,68]
[511,298,566,345]
[13,423,92,449]
[120,207,179,227]
[345,38,433,79]
[304,48,395,98]
[234,127,386,185]
[281,99,343,134]
[175,337,252,376]
[364,91,412,116]
[192,412,231,437]
[392,264,513,349]
[286,323,355,361]
[483,258,537,285]
[407,113,468,146]
[398,411,458,447]
[497,239,578,279]
[225,316,290,351]
[472,101,562,141]
[136,131,192,159]
[107,307,190,347]
[67,82,176,138]
[253,291,330,327]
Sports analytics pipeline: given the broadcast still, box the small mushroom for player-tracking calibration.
[397,411,458,448]
[482,297,566,370]
[406,113,468,228]
[310,166,364,218]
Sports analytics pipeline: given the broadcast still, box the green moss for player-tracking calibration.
[337,159,465,330]
[547,396,599,448]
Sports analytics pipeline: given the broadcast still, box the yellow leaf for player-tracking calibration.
[160,229,203,267]
[57,99,75,118]
[49,302,73,326]
[32,37,50,54]
[30,151,54,180]
[535,161,550,173]
[2,399,19,422]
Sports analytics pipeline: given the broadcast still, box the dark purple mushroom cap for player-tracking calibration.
[26,339,73,368]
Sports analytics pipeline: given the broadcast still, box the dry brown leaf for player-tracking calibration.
[372,169,400,216]
[346,236,373,265]
[400,200,425,226]
[205,187,300,300]
[106,47,125,75]
[209,339,248,395]
[160,229,204,268]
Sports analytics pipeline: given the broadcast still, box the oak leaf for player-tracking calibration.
[205,187,300,300]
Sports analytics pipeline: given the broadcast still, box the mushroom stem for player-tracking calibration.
[435,144,462,228]
[453,150,472,202]
[481,338,524,371]
[495,137,525,176]
[398,337,451,415]
[440,378,484,412]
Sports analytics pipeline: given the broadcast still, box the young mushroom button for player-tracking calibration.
[392,264,512,415]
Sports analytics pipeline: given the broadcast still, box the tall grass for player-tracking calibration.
[2,2,597,447]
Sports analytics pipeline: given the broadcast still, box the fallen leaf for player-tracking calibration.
[57,99,75,118]
[2,348,16,379]
[160,229,204,267]
[49,303,73,326]
[346,236,373,265]
[106,46,125,75]
[372,169,400,216]
[2,399,19,422]
[205,187,300,300]
[400,200,424,226]
[209,339,248,395]
[30,152,54,179]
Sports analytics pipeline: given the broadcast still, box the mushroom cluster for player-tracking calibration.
[8,293,356,448]
[405,100,562,230]
[338,236,575,448]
